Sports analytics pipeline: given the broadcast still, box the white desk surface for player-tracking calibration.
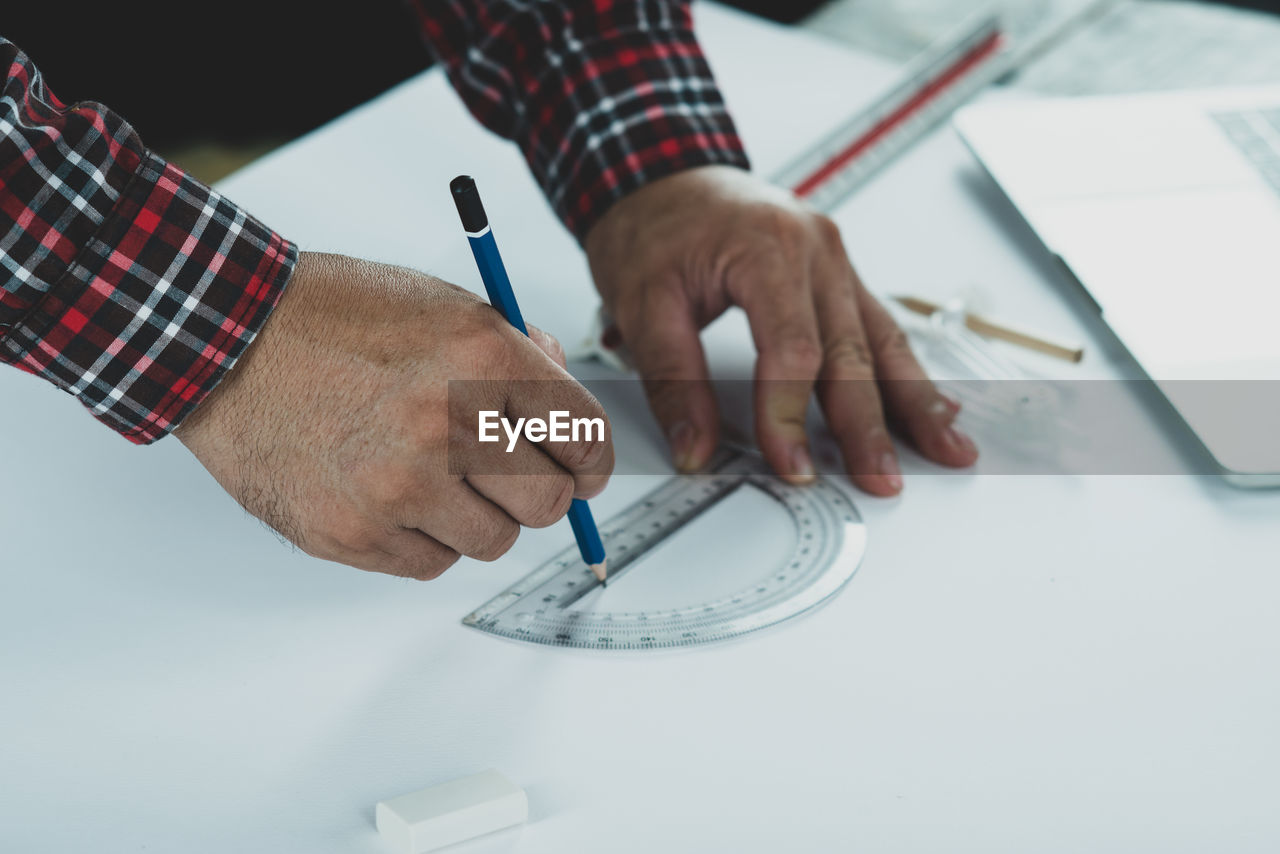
[3,5,1279,851]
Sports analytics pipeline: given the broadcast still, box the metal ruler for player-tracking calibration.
[463,451,866,651]
[773,12,1008,212]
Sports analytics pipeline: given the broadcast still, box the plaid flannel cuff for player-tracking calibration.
[525,21,751,241]
[0,152,296,444]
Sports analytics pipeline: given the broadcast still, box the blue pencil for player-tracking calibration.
[450,175,608,583]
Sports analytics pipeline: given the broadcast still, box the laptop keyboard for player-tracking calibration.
[1211,107,1280,195]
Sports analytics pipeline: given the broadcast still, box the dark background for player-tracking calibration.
[5,0,1279,152]
[4,2,433,148]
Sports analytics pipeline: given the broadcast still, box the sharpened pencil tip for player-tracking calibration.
[590,561,607,583]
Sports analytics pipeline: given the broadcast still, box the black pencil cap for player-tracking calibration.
[450,175,489,233]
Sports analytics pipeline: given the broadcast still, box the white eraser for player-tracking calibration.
[375,769,528,853]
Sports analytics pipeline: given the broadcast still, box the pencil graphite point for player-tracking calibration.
[591,561,608,584]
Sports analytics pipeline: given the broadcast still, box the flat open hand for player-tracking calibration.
[584,165,976,495]
[176,252,612,579]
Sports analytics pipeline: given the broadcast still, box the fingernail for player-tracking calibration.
[668,421,697,472]
[944,426,978,458]
[879,451,904,492]
[929,396,962,422]
[791,445,816,482]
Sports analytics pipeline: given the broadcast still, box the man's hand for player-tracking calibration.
[584,165,977,496]
[175,252,612,579]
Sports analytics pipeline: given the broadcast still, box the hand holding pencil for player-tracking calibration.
[453,176,612,582]
[177,250,611,581]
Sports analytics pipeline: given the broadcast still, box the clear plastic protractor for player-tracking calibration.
[462,451,867,651]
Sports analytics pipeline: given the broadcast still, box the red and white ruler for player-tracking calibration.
[773,13,1009,212]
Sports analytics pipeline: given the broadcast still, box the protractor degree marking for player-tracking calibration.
[462,451,867,650]
[553,470,826,611]
[555,476,749,608]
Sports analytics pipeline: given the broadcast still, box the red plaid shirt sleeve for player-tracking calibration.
[4,4,742,443]
[408,0,751,241]
[1,37,296,444]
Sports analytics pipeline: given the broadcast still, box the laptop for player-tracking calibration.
[954,85,1280,487]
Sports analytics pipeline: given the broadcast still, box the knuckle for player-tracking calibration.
[323,513,381,554]
[461,308,519,367]
[639,353,690,384]
[575,471,612,501]
[597,442,616,479]
[813,214,843,249]
[470,519,520,562]
[771,222,806,260]
[558,433,605,471]
[419,549,461,580]
[876,325,913,357]
[757,204,800,237]
[380,554,428,580]
[527,475,576,528]
[557,396,610,471]
[823,335,875,376]
[771,330,824,375]
[742,204,805,262]
[365,467,418,512]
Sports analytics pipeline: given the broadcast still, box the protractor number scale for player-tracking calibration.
[773,12,1008,213]
[462,451,867,651]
